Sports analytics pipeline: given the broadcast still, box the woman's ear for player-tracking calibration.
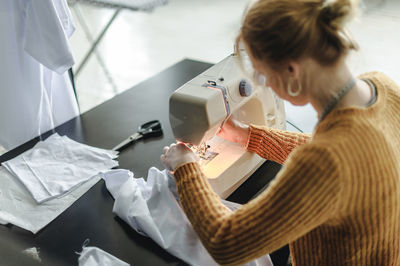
[287,61,300,79]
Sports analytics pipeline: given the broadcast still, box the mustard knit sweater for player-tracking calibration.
[174,72,400,265]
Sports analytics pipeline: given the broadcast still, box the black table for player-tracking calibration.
[0,59,283,266]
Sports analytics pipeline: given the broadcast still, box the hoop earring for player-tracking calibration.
[287,77,302,97]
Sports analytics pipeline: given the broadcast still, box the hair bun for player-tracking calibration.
[319,0,358,29]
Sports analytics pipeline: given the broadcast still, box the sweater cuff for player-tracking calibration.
[247,125,271,156]
[174,162,202,182]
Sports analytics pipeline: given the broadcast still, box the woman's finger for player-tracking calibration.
[162,146,169,154]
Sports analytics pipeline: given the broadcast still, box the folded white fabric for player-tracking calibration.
[102,167,273,266]
[2,133,118,203]
[78,244,129,266]
[0,166,100,233]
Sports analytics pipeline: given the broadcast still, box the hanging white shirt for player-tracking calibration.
[0,0,79,150]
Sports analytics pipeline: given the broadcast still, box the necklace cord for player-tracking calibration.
[319,77,357,122]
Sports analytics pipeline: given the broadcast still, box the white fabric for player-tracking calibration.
[2,133,118,203]
[78,246,129,266]
[102,167,273,266]
[22,247,41,262]
[0,0,79,150]
[0,166,101,234]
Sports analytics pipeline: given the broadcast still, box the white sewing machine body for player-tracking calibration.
[169,53,286,198]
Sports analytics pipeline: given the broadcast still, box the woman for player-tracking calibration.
[161,0,400,265]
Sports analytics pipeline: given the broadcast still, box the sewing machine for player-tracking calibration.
[169,53,286,198]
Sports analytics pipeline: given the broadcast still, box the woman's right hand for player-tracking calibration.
[217,118,250,147]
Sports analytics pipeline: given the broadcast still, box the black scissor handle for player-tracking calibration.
[138,120,163,139]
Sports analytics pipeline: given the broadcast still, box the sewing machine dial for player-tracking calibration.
[239,79,253,97]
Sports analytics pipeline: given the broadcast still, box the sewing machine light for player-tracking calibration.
[253,71,267,87]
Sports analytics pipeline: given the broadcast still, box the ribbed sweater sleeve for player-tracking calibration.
[174,144,340,265]
[246,125,311,164]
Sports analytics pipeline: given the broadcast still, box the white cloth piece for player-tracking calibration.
[2,133,118,203]
[0,166,100,234]
[102,168,273,266]
[102,169,134,199]
[22,247,41,262]
[24,0,75,74]
[78,245,129,266]
[0,0,79,150]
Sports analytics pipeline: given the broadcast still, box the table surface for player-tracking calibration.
[0,59,281,266]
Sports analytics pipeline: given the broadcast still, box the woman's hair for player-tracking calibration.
[236,0,359,69]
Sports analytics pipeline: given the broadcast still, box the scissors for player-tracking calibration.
[112,120,163,151]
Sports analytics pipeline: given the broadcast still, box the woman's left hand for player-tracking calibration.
[160,143,199,172]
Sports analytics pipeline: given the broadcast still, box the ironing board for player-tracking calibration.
[68,0,168,78]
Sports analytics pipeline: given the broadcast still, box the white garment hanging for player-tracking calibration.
[0,0,79,150]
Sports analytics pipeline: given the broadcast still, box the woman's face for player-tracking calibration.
[251,57,286,98]
[248,52,309,106]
